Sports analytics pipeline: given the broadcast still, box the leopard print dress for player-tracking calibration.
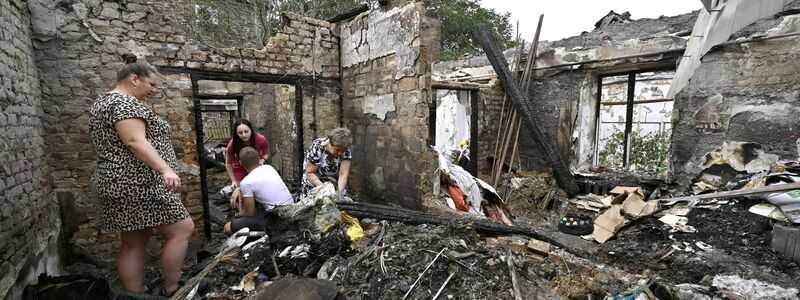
[89,92,190,232]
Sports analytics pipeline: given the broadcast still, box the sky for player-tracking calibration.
[479,1,703,42]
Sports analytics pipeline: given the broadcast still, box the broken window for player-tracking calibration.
[594,70,674,174]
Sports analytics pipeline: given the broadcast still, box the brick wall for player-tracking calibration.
[0,0,61,298]
[476,78,505,181]
[340,2,440,209]
[27,0,340,265]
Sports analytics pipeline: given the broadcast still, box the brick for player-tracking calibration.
[397,77,417,91]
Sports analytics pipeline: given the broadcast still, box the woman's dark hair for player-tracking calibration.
[116,53,157,83]
[231,118,257,160]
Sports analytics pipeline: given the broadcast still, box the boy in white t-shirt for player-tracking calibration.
[224,147,294,236]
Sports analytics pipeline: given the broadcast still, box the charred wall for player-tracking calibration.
[671,11,800,184]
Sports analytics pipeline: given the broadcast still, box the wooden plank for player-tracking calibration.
[657,182,800,204]
[431,80,484,91]
[170,247,238,299]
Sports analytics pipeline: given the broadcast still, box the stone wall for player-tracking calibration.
[671,12,800,184]
[340,2,441,209]
[0,1,61,298]
[27,0,340,265]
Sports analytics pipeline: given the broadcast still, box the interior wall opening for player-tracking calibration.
[189,75,301,238]
[430,88,478,175]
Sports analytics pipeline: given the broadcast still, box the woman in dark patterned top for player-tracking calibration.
[300,127,353,201]
[89,54,194,296]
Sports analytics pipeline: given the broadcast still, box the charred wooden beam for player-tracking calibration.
[327,4,369,23]
[474,23,580,197]
[431,80,483,91]
[336,201,567,249]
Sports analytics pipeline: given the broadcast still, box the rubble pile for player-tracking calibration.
[194,219,640,299]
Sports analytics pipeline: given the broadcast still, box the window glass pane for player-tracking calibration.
[629,71,674,174]
[596,75,628,169]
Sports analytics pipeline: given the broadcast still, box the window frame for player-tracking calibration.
[593,68,675,171]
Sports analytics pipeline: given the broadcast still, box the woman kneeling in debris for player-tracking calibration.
[300,127,353,201]
[89,54,194,296]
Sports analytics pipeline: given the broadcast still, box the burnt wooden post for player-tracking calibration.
[474,23,579,197]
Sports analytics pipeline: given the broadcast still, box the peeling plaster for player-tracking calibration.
[340,3,421,79]
[797,138,800,161]
[573,74,599,171]
[311,28,324,75]
[370,166,386,191]
[701,141,778,174]
[693,93,730,132]
[363,94,396,121]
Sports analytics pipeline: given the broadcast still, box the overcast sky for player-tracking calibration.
[479,1,703,42]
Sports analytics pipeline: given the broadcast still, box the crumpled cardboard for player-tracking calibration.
[592,205,629,243]
[609,186,644,196]
[592,186,659,243]
[620,192,658,219]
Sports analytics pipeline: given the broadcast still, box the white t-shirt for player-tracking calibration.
[240,165,294,211]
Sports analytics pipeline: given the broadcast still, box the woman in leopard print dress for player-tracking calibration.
[89,54,194,296]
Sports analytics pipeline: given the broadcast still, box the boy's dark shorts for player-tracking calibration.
[230,214,265,233]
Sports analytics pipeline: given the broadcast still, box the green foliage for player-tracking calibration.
[180,0,366,49]
[423,0,515,60]
[598,127,671,174]
[178,0,513,60]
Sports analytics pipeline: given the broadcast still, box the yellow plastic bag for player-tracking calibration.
[341,212,364,249]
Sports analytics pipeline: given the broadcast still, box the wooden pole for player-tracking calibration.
[502,15,544,196]
[494,110,517,186]
[492,30,525,179]
[475,22,580,197]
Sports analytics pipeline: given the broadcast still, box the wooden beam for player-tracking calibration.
[657,182,800,204]
[474,23,580,197]
[170,247,237,299]
[431,80,484,91]
[335,201,568,249]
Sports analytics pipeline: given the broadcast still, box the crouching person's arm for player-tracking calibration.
[224,196,257,236]
[235,197,257,218]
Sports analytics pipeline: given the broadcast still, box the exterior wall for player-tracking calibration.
[340,2,441,209]
[0,0,60,298]
[671,14,800,184]
[27,0,340,266]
